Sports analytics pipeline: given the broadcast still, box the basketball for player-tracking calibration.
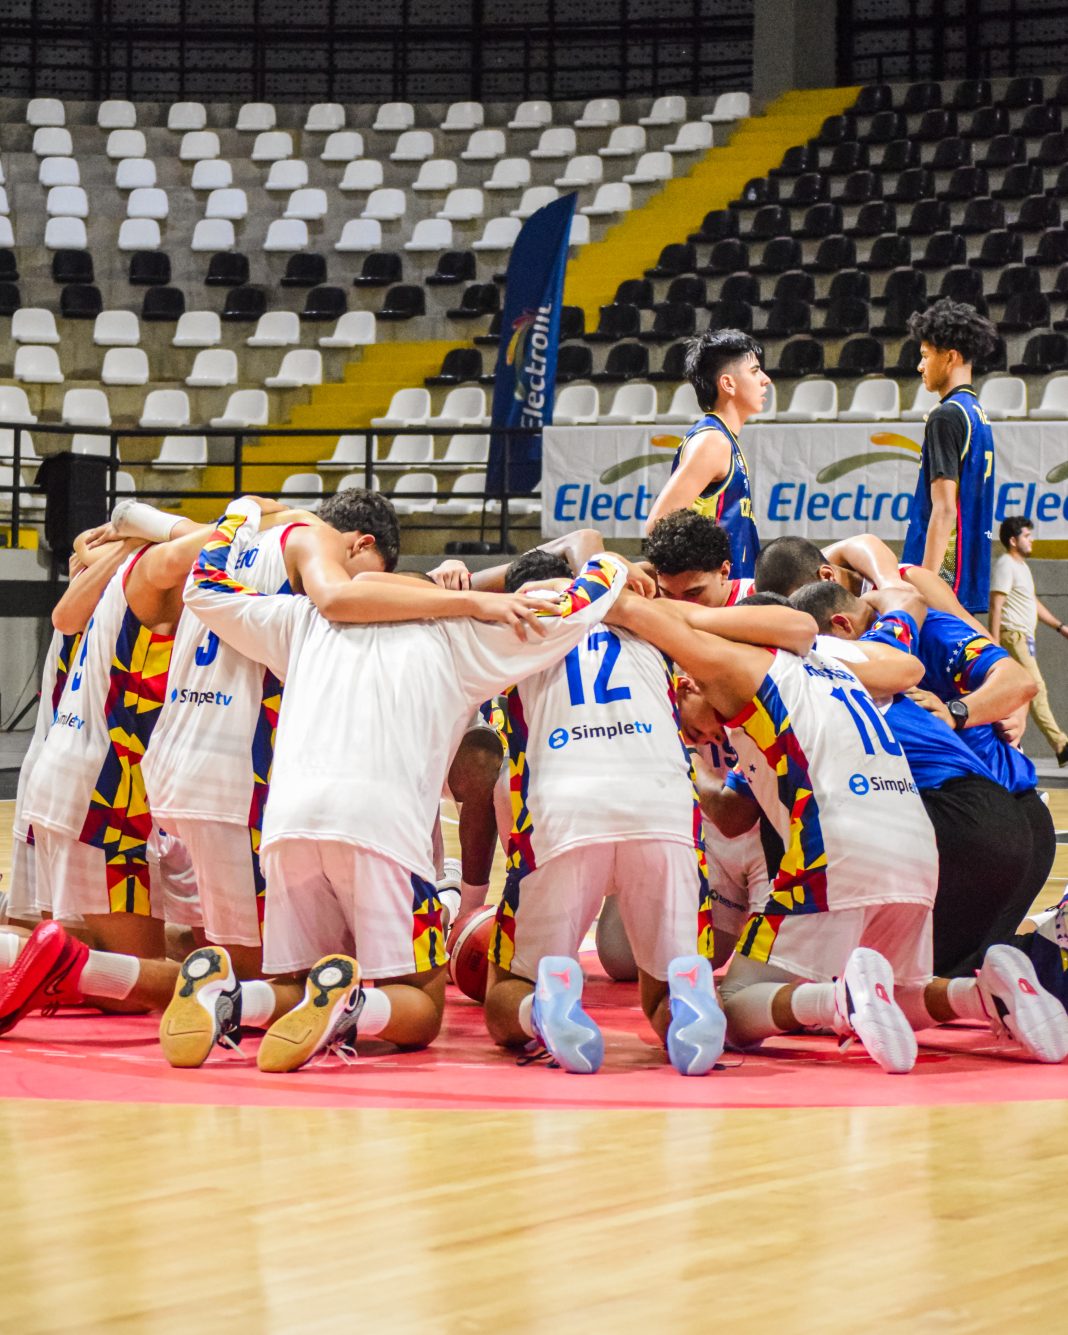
[447,905,497,1002]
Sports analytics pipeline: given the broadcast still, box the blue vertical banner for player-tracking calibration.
[487,192,578,497]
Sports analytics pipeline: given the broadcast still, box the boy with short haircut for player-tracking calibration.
[901,298,1001,613]
[645,328,767,578]
[989,514,1068,765]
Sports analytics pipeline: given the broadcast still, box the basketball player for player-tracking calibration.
[645,328,766,578]
[611,591,1068,1070]
[482,551,813,1075]
[901,298,1001,614]
[172,499,632,1073]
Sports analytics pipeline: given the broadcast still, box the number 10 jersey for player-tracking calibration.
[723,647,937,916]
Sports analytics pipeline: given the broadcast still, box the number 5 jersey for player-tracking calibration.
[722,646,938,916]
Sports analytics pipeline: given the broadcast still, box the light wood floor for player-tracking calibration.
[2,798,1068,1332]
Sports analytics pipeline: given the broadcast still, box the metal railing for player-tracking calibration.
[0,421,543,552]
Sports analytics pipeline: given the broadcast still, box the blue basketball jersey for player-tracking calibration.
[671,413,759,579]
[901,386,995,613]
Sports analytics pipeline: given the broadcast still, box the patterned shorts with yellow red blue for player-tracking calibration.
[260,837,446,979]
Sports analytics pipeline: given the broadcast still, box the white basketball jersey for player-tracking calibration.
[503,627,700,867]
[13,629,81,842]
[142,524,297,825]
[723,646,937,914]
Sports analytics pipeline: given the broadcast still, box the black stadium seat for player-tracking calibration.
[141,285,185,321]
[796,202,842,239]
[815,113,857,147]
[707,298,754,331]
[938,266,987,310]
[60,283,102,319]
[221,285,267,321]
[847,202,897,238]
[613,277,655,308]
[379,284,426,319]
[827,141,869,174]
[993,264,1040,301]
[915,231,966,270]
[664,275,706,307]
[878,139,920,172]
[751,204,790,240]
[900,82,941,114]
[810,234,856,272]
[971,229,1022,267]
[0,282,21,317]
[644,242,697,277]
[1052,75,1068,107]
[855,84,892,116]
[1048,165,1068,198]
[1034,131,1068,169]
[902,199,950,236]
[861,110,906,144]
[1011,333,1068,374]
[959,197,1005,235]
[591,342,649,383]
[586,302,640,342]
[939,166,988,202]
[994,163,1044,201]
[860,232,911,271]
[893,338,921,373]
[838,170,881,206]
[352,251,402,287]
[473,311,501,345]
[784,172,828,206]
[733,176,777,209]
[559,306,586,341]
[886,169,934,205]
[720,273,761,305]
[555,343,593,383]
[1010,195,1062,233]
[771,144,819,178]
[821,296,869,337]
[999,291,1050,333]
[963,104,1007,139]
[639,301,696,343]
[1000,76,1043,110]
[425,250,476,286]
[0,250,17,282]
[772,336,823,376]
[765,270,815,308]
[828,335,883,379]
[427,347,483,386]
[129,251,170,285]
[1019,104,1060,136]
[765,297,811,337]
[649,341,689,382]
[1026,228,1068,266]
[915,108,956,142]
[872,269,927,336]
[686,209,737,244]
[205,251,249,286]
[300,285,346,321]
[698,238,749,275]
[929,137,970,171]
[445,282,498,319]
[51,249,92,284]
[817,269,869,308]
[753,237,802,274]
[978,134,1024,169]
[281,253,327,287]
[948,79,991,111]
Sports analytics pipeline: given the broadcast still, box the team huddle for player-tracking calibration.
[1,316,1067,1080]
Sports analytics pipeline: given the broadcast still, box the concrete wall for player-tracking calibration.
[752,0,838,107]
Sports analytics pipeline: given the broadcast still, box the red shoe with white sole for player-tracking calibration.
[0,921,88,1035]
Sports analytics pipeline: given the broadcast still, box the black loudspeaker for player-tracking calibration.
[37,453,109,563]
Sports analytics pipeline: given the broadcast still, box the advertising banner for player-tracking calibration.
[541,421,1068,540]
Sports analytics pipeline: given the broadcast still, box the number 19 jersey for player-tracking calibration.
[723,647,937,915]
[503,626,702,873]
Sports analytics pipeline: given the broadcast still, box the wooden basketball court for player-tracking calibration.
[2,795,1067,1331]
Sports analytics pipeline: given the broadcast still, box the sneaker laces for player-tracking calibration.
[320,987,366,1065]
[516,1039,556,1068]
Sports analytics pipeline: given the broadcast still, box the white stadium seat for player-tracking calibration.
[265,160,308,192]
[640,95,687,126]
[15,346,63,384]
[191,219,235,251]
[27,98,65,127]
[405,218,453,252]
[305,103,345,133]
[127,187,169,219]
[155,435,208,469]
[71,433,110,456]
[601,382,657,424]
[191,159,233,190]
[264,349,323,388]
[0,217,12,246]
[39,156,79,187]
[778,379,839,422]
[1029,375,1068,419]
[658,382,701,424]
[116,158,156,189]
[237,102,276,132]
[361,188,406,221]
[62,388,110,425]
[434,472,487,516]
[186,349,238,387]
[472,216,521,251]
[389,471,437,514]
[901,384,940,420]
[838,378,901,421]
[704,91,750,123]
[93,311,141,347]
[568,214,590,246]
[101,347,149,386]
[581,182,632,216]
[370,387,431,428]
[666,121,715,153]
[340,160,385,192]
[512,186,559,218]
[251,131,293,162]
[318,310,376,348]
[280,472,324,506]
[460,129,505,161]
[0,466,46,520]
[555,155,603,188]
[206,187,248,219]
[600,125,646,158]
[318,435,372,470]
[391,130,435,163]
[98,99,136,129]
[624,151,673,184]
[335,219,382,251]
[33,127,72,157]
[44,216,87,249]
[508,100,552,130]
[979,376,1027,420]
[12,308,59,344]
[337,471,381,494]
[428,386,487,427]
[210,389,270,428]
[438,187,484,221]
[106,129,146,160]
[168,102,206,131]
[441,434,489,465]
[483,158,531,191]
[576,98,621,128]
[285,188,328,220]
[179,131,220,161]
[753,381,778,422]
[173,311,222,347]
[441,102,484,132]
[529,127,576,159]
[263,219,308,251]
[553,384,599,425]
[321,131,364,162]
[412,159,457,192]
[373,102,415,132]
[0,187,8,215]
[118,218,161,250]
[140,389,191,428]
[46,185,88,217]
[247,311,300,347]
[378,434,434,466]
[0,387,38,423]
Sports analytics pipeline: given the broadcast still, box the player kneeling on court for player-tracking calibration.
[482,552,816,1075]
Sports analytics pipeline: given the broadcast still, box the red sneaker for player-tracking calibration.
[0,921,89,1035]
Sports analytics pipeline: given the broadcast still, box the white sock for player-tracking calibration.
[439,888,461,930]
[459,881,490,915]
[239,980,277,1029]
[0,932,23,970]
[946,977,989,1024]
[358,986,391,1037]
[790,982,837,1029]
[80,950,140,1002]
[518,992,535,1038]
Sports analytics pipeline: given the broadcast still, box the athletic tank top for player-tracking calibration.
[670,413,759,579]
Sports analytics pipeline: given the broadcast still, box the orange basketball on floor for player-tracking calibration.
[447,905,497,1003]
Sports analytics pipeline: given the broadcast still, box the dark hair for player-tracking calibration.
[737,591,790,607]
[645,509,732,575]
[503,548,571,593]
[788,581,857,635]
[318,488,401,571]
[754,535,827,596]
[999,514,1034,550]
[684,327,764,412]
[907,298,999,367]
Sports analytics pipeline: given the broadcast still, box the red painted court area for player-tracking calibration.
[0,962,1062,1111]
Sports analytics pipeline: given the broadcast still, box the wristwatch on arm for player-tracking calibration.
[947,698,969,732]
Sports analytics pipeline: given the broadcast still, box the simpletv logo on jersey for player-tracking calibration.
[55,710,84,730]
[548,721,654,749]
[170,688,234,707]
[849,773,918,797]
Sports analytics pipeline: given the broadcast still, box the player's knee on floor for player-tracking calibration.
[484,963,534,1047]
[377,965,447,1047]
[719,977,786,1048]
[447,728,505,805]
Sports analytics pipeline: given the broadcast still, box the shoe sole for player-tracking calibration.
[159,947,235,1069]
[843,948,917,1075]
[532,955,604,1075]
[982,944,1068,1063]
[0,925,74,1035]
[257,955,362,1073]
[666,955,726,1076]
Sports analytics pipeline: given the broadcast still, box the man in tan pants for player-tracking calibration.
[989,515,1068,765]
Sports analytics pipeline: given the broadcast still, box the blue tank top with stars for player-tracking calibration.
[670,413,760,579]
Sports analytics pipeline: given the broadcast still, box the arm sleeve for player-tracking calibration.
[948,633,1009,695]
[452,555,628,703]
[859,610,921,655]
[924,405,968,484]
[989,554,1015,598]
[182,502,303,682]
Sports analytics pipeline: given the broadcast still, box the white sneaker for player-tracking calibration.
[833,947,917,1075]
[977,944,1068,1064]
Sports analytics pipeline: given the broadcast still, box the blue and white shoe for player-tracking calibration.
[531,955,604,1074]
[666,955,727,1076]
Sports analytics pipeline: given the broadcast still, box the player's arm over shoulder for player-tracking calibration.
[645,429,732,531]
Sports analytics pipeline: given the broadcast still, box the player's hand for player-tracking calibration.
[622,559,656,597]
[80,521,120,550]
[904,687,953,727]
[244,495,289,514]
[994,710,1026,745]
[259,506,324,530]
[429,559,471,590]
[470,590,550,640]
